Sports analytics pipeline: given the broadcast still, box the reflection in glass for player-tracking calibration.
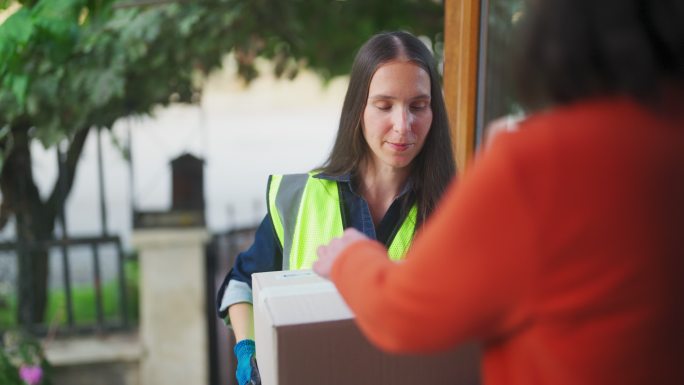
[476,0,525,147]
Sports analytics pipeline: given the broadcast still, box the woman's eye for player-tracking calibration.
[375,104,391,111]
[410,102,428,111]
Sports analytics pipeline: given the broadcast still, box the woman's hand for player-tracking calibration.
[315,228,369,279]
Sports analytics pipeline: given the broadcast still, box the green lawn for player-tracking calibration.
[0,259,139,329]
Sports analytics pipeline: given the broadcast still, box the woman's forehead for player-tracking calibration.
[368,61,431,97]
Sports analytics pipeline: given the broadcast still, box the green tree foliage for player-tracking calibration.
[1,0,444,155]
[0,0,443,325]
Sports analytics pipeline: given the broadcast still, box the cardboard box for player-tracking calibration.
[253,270,481,385]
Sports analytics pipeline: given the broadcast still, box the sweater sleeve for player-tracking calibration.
[216,213,282,319]
[330,136,540,353]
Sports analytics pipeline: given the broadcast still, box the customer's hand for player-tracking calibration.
[315,228,368,279]
[234,339,261,385]
[484,114,524,149]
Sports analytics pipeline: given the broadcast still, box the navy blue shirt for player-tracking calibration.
[216,173,414,319]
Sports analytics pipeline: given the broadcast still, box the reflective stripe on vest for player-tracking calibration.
[268,173,417,270]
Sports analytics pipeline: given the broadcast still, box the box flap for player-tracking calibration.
[253,270,353,326]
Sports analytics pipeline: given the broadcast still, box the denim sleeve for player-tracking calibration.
[216,213,283,320]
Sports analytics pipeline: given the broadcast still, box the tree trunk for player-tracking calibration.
[1,125,53,324]
[0,125,90,326]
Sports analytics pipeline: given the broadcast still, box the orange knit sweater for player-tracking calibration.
[330,98,684,385]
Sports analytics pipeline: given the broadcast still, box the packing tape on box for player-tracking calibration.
[258,281,338,307]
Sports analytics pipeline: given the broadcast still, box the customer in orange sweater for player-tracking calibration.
[314,0,684,384]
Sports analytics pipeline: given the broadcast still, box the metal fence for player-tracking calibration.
[0,235,134,336]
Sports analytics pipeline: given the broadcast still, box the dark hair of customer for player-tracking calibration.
[516,0,684,110]
[320,31,456,226]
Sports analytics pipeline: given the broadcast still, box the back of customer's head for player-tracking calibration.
[322,31,455,225]
[516,0,684,109]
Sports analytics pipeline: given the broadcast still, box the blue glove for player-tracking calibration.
[234,339,261,385]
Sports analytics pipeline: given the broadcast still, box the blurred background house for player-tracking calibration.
[46,57,349,240]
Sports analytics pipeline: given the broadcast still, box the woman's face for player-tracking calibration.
[362,60,432,173]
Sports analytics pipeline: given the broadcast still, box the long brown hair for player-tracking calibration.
[319,31,456,226]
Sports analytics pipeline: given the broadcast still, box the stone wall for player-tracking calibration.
[46,333,141,385]
[45,227,209,385]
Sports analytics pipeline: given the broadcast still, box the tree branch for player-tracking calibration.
[113,0,193,9]
[45,126,91,222]
[0,123,31,231]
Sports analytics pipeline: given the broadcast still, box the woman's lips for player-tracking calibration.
[386,142,414,151]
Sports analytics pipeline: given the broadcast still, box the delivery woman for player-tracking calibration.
[216,30,456,385]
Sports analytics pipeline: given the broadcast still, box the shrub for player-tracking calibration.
[0,330,52,385]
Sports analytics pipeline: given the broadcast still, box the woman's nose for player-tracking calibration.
[392,107,412,133]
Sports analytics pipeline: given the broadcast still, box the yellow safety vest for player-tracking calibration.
[268,172,417,270]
